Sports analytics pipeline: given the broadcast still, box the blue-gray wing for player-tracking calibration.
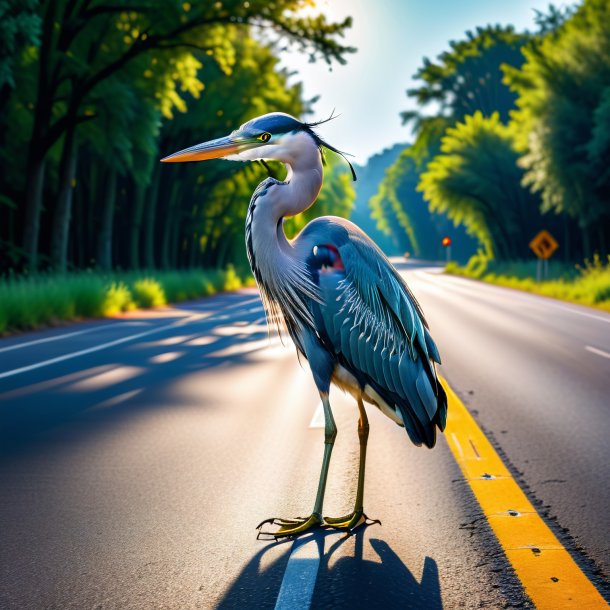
[301,217,447,448]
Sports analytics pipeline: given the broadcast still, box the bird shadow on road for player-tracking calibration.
[215,526,442,610]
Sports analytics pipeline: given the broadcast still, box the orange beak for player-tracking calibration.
[161,135,258,163]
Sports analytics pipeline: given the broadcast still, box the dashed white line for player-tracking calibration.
[585,345,610,359]
[0,296,262,356]
[0,321,141,354]
[308,402,325,428]
[274,537,322,610]
[413,269,610,324]
[0,314,205,380]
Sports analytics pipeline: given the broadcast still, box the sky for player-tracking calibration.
[282,0,560,164]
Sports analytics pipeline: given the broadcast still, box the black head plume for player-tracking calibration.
[302,110,357,182]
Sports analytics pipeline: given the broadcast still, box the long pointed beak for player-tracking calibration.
[161,135,242,163]
[161,133,265,163]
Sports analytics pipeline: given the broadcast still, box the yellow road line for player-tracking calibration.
[441,377,608,610]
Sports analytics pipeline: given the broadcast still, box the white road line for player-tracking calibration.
[0,314,205,381]
[0,295,261,355]
[585,345,610,359]
[414,270,610,324]
[274,537,321,610]
[0,321,141,354]
[308,402,325,428]
[549,303,610,323]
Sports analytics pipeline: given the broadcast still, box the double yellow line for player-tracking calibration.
[441,378,608,609]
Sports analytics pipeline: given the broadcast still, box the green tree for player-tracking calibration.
[370,25,531,264]
[418,112,543,259]
[371,149,476,261]
[18,0,354,270]
[154,28,312,270]
[403,24,529,168]
[505,0,610,256]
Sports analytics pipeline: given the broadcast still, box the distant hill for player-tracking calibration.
[349,143,407,255]
[349,142,477,262]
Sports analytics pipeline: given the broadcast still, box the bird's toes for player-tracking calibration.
[323,511,381,533]
[256,513,322,540]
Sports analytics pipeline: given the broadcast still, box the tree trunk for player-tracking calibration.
[581,224,591,260]
[188,233,198,268]
[170,216,181,268]
[129,182,146,269]
[562,214,570,263]
[50,125,78,272]
[596,223,606,257]
[21,0,61,271]
[22,157,46,270]
[143,166,161,269]
[160,180,180,269]
[97,168,117,270]
[160,212,175,270]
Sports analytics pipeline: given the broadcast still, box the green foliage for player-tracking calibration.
[418,112,542,259]
[0,268,252,334]
[131,279,166,308]
[349,143,406,256]
[0,0,355,272]
[370,154,421,254]
[0,0,40,90]
[103,282,136,315]
[406,25,528,123]
[402,24,529,168]
[446,254,610,312]
[373,24,533,264]
[505,0,610,250]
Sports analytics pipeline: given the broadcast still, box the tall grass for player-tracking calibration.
[445,253,610,312]
[0,266,253,335]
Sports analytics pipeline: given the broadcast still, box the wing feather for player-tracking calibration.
[301,216,447,448]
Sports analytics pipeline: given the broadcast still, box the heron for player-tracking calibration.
[161,112,447,538]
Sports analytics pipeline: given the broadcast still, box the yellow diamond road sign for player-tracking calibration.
[529,230,559,260]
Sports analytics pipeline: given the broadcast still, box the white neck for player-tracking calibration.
[245,132,323,330]
[248,131,323,251]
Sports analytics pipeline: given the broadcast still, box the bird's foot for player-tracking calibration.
[256,513,323,540]
[323,510,381,534]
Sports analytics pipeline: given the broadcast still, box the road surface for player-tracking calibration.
[0,261,608,609]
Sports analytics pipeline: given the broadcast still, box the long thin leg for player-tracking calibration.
[313,391,337,516]
[354,397,369,512]
[256,391,337,539]
[324,397,380,532]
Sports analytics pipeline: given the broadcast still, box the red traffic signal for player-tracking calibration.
[441,236,452,247]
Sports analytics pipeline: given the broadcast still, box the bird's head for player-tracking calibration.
[161,112,356,180]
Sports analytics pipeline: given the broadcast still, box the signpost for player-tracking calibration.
[442,236,452,263]
[529,230,559,281]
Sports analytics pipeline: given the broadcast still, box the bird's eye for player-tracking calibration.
[258,132,271,142]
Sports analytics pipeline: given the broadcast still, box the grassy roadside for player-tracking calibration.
[445,254,610,313]
[0,267,254,335]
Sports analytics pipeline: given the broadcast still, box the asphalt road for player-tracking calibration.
[0,262,608,609]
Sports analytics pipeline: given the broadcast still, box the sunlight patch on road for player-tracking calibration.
[68,366,145,391]
[214,323,269,336]
[207,338,280,359]
[185,336,217,347]
[149,351,184,364]
[145,335,195,346]
[87,388,143,412]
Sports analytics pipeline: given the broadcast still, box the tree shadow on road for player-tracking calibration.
[0,292,279,458]
[216,526,442,610]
